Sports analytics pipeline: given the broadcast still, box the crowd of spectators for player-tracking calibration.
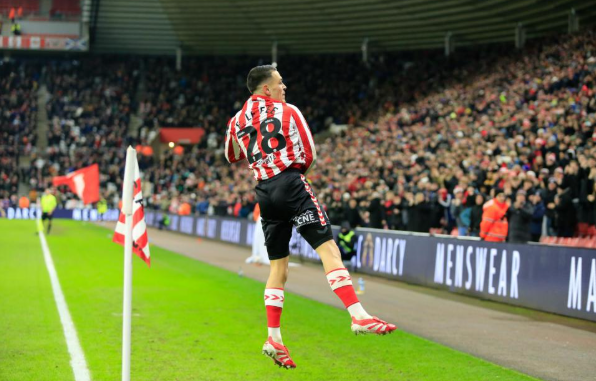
[0,60,38,210]
[158,30,596,243]
[2,29,595,245]
[25,58,140,208]
[137,47,481,136]
[311,31,596,241]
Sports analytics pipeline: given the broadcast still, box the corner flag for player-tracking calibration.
[113,151,150,266]
[113,146,150,381]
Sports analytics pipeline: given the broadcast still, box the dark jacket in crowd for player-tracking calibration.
[368,197,385,229]
[327,200,345,225]
[407,202,431,233]
[345,205,363,228]
[555,190,577,237]
[530,201,546,237]
[469,204,483,235]
[385,201,405,230]
[508,202,534,243]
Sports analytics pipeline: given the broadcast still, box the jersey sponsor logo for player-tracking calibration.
[293,210,318,228]
[253,152,276,166]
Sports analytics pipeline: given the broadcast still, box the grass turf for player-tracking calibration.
[0,220,75,381]
[0,219,541,381]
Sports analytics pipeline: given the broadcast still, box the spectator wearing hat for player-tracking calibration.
[480,190,509,242]
[507,190,534,243]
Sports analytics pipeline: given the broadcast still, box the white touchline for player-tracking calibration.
[37,223,91,381]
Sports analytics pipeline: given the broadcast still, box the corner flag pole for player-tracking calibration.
[121,146,136,381]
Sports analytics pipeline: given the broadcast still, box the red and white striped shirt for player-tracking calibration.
[225,95,317,181]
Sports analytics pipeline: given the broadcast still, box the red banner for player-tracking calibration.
[53,164,100,205]
[159,127,205,144]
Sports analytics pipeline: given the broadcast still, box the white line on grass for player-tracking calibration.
[37,222,91,381]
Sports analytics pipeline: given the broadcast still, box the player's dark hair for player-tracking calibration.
[247,65,277,94]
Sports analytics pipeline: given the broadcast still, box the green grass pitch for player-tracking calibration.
[0,219,540,381]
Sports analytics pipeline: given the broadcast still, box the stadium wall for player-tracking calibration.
[142,211,596,323]
[4,207,595,322]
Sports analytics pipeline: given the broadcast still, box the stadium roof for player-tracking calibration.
[94,0,596,55]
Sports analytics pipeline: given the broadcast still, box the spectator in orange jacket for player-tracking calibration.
[178,202,191,215]
[18,196,30,209]
[480,191,510,242]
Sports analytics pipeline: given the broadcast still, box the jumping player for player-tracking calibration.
[224,65,396,369]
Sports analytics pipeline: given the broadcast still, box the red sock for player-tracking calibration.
[264,288,284,328]
[326,268,359,308]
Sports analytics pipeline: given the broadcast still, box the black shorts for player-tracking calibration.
[41,212,53,221]
[255,168,333,260]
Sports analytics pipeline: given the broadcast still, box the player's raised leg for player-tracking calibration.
[316,240,397,335]
[262,256,296,369]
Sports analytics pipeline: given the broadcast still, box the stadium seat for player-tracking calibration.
[576,223,590,237]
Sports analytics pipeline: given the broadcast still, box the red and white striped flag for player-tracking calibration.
[113,156,150,266]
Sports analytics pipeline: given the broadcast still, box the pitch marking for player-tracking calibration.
[37,221,91,381]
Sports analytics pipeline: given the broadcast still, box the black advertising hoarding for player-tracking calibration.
[144,211,596,322]
[351,230,596,322]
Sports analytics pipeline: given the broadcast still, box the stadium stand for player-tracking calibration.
[2,29,595,246]
[0,60,39,209]
[26,58,139,209]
